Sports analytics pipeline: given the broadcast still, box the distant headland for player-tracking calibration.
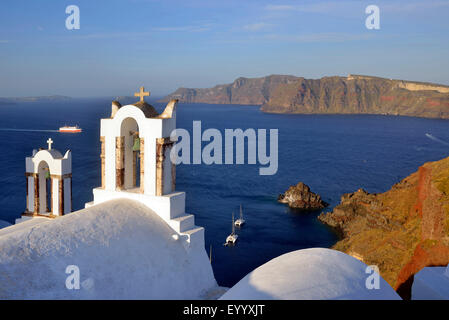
[160,74,449,119]
[0,95,72,105]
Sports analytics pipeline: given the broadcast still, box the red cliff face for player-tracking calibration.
[319,157,449,299]
[262,76,449,119]
[161,74,449,119]
[396,165,449,298]
[396,242,449,299]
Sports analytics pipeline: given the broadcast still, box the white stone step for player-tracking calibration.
[181,226,205,248]
[168,214,195,233]
[85,201,94,208]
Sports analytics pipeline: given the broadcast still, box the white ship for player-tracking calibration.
[59,125,82,133]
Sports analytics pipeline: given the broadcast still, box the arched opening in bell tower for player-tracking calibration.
[119,117,143,192]
[37,160,51,214]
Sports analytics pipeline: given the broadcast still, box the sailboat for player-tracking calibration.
[234,204,245,227]
[225,212,238,245]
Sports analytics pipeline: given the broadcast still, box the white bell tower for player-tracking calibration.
[86,87,205,249]
[17,138,72,223]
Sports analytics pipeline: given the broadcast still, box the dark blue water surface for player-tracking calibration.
[0,99,449,287]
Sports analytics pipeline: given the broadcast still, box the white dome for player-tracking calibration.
[220,248,400,300]
[0,199,216,299]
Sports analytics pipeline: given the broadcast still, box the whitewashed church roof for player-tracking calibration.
[0,199,217,299]
[221,248,401,300]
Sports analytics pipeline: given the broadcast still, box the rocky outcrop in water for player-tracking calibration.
[161,74,449,119]
[278,182,328,210]
[318,157,449,299]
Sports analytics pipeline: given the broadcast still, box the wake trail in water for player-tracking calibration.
[425,133,449,146]
[0,128,59,133]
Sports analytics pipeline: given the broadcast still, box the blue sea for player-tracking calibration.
[1,98,449,287]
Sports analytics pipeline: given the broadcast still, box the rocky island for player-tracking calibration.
[278,182,328,210]
[318,157,449,299]
[0,95,72,105]
[161,74,449,119]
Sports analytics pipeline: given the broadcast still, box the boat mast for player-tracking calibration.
[232,212,235,235]
[240,204,243,219]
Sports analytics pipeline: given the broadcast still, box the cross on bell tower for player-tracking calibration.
[47,138,54,150]
[134,86,150,102]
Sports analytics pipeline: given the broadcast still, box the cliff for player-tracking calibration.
[162,74,449,119]
[159,75,299,105]
[262,75,449,119]
[318,156,449,299]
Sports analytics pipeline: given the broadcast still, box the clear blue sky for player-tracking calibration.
[1,0,448,97]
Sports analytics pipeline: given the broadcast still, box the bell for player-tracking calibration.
[132,137,140,151]
[45,169,51,179]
